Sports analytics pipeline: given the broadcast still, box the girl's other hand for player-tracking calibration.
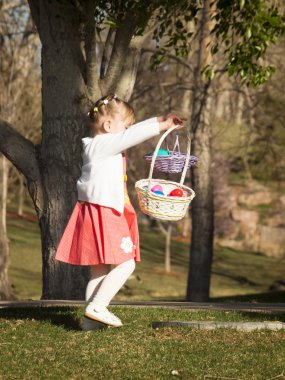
[158,113,187,132]
[166,113,187,126]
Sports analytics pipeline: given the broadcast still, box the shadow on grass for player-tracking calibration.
[0,306,82,331]
[211,290,285,303]
[235,310,285,322]
[0,304,284,329]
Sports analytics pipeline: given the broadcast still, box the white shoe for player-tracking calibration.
[84,305,123,327]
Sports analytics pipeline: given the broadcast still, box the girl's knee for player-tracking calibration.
[90,263,110,278]
[128,258,136,273]
[120,258,136,274]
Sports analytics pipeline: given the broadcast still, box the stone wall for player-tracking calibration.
[215,181,285,258]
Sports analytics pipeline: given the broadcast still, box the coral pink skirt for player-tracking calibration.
[55,201,140,266]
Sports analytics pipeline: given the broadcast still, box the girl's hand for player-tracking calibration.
[159,113,187,131]
[166,113,187,126]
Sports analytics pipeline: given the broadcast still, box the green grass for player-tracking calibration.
[7,216,41,299]
[4,205,285,380]
[0,306,284,380]
[6,211,285,303]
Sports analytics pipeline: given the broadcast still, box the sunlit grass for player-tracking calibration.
[4,204,285,380]
[0,306,284,380]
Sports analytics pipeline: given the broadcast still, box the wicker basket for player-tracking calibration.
[135,125,196,221]
[144,134,198,173]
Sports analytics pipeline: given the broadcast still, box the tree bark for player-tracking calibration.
[100,13,138,94]
[0,118,43,216]
[84,0,100,101]
[35,2,147,299]
[35,1,91,299]
[27,1,146,299]
[187,96,214,301]
[0,154,14,300]
[186,0,214,301]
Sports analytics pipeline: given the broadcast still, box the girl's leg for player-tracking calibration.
[90,258,136,308]
[85,259,135,326]
[85,264,111,304]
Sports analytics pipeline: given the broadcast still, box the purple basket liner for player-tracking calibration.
[144,152,198,166]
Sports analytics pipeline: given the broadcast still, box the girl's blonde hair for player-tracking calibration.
[87,94,135,136]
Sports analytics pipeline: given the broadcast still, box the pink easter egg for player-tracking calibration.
[151,184,163,192]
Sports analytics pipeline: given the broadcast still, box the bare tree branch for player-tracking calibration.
[114,46,141,101]
[142,48,193,71]
[115,25,155,100]
[0,0,25,12]
[0,119,40,183]
[0,119,44,214]
[100,13,138,94]
[27,0,40,37]
[84,0,100,101]
[72,0,85,17]
[100,28,115,79]
[19,13,34,44]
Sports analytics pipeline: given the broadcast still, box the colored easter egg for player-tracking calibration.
[143,186,148,190]
[149,149,169,156]
[151,184,163,192]
[168,188,184,197]
[153,190,165,196]
[157,149,170,156]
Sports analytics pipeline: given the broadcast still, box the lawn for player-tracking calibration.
[0,306,284,380]
[3,207,285,380]
[6,209,285,303]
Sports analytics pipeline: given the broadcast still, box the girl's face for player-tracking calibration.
[109,114,128,134]
[104,112,133,134]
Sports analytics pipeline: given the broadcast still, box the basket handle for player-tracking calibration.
[148,124,191,187]
[172,133,181,154]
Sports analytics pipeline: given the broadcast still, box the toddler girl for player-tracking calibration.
[55,94,185,327]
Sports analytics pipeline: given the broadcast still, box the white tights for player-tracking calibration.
[85,259,136,308]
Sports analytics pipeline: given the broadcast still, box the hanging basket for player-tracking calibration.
[143,132,198,173]
[135,125,196,221]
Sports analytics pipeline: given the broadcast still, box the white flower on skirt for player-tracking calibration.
[120,237,133,254]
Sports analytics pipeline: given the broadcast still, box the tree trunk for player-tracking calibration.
[187,100,214,301]
[165,224,172,273]
[6,0,148,299]
[36,3,90,299]
[186,0,214,301]
[0,154,14,300]
[157,222,172,273]
[17,174,24,216]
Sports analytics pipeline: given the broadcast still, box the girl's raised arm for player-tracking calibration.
[87,114,186,157]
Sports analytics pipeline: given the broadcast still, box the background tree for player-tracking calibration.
[0,0,39,300]
[185,0,285,301]
[132,0,285,301]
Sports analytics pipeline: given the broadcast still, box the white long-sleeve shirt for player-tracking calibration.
[77,117,160,213]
